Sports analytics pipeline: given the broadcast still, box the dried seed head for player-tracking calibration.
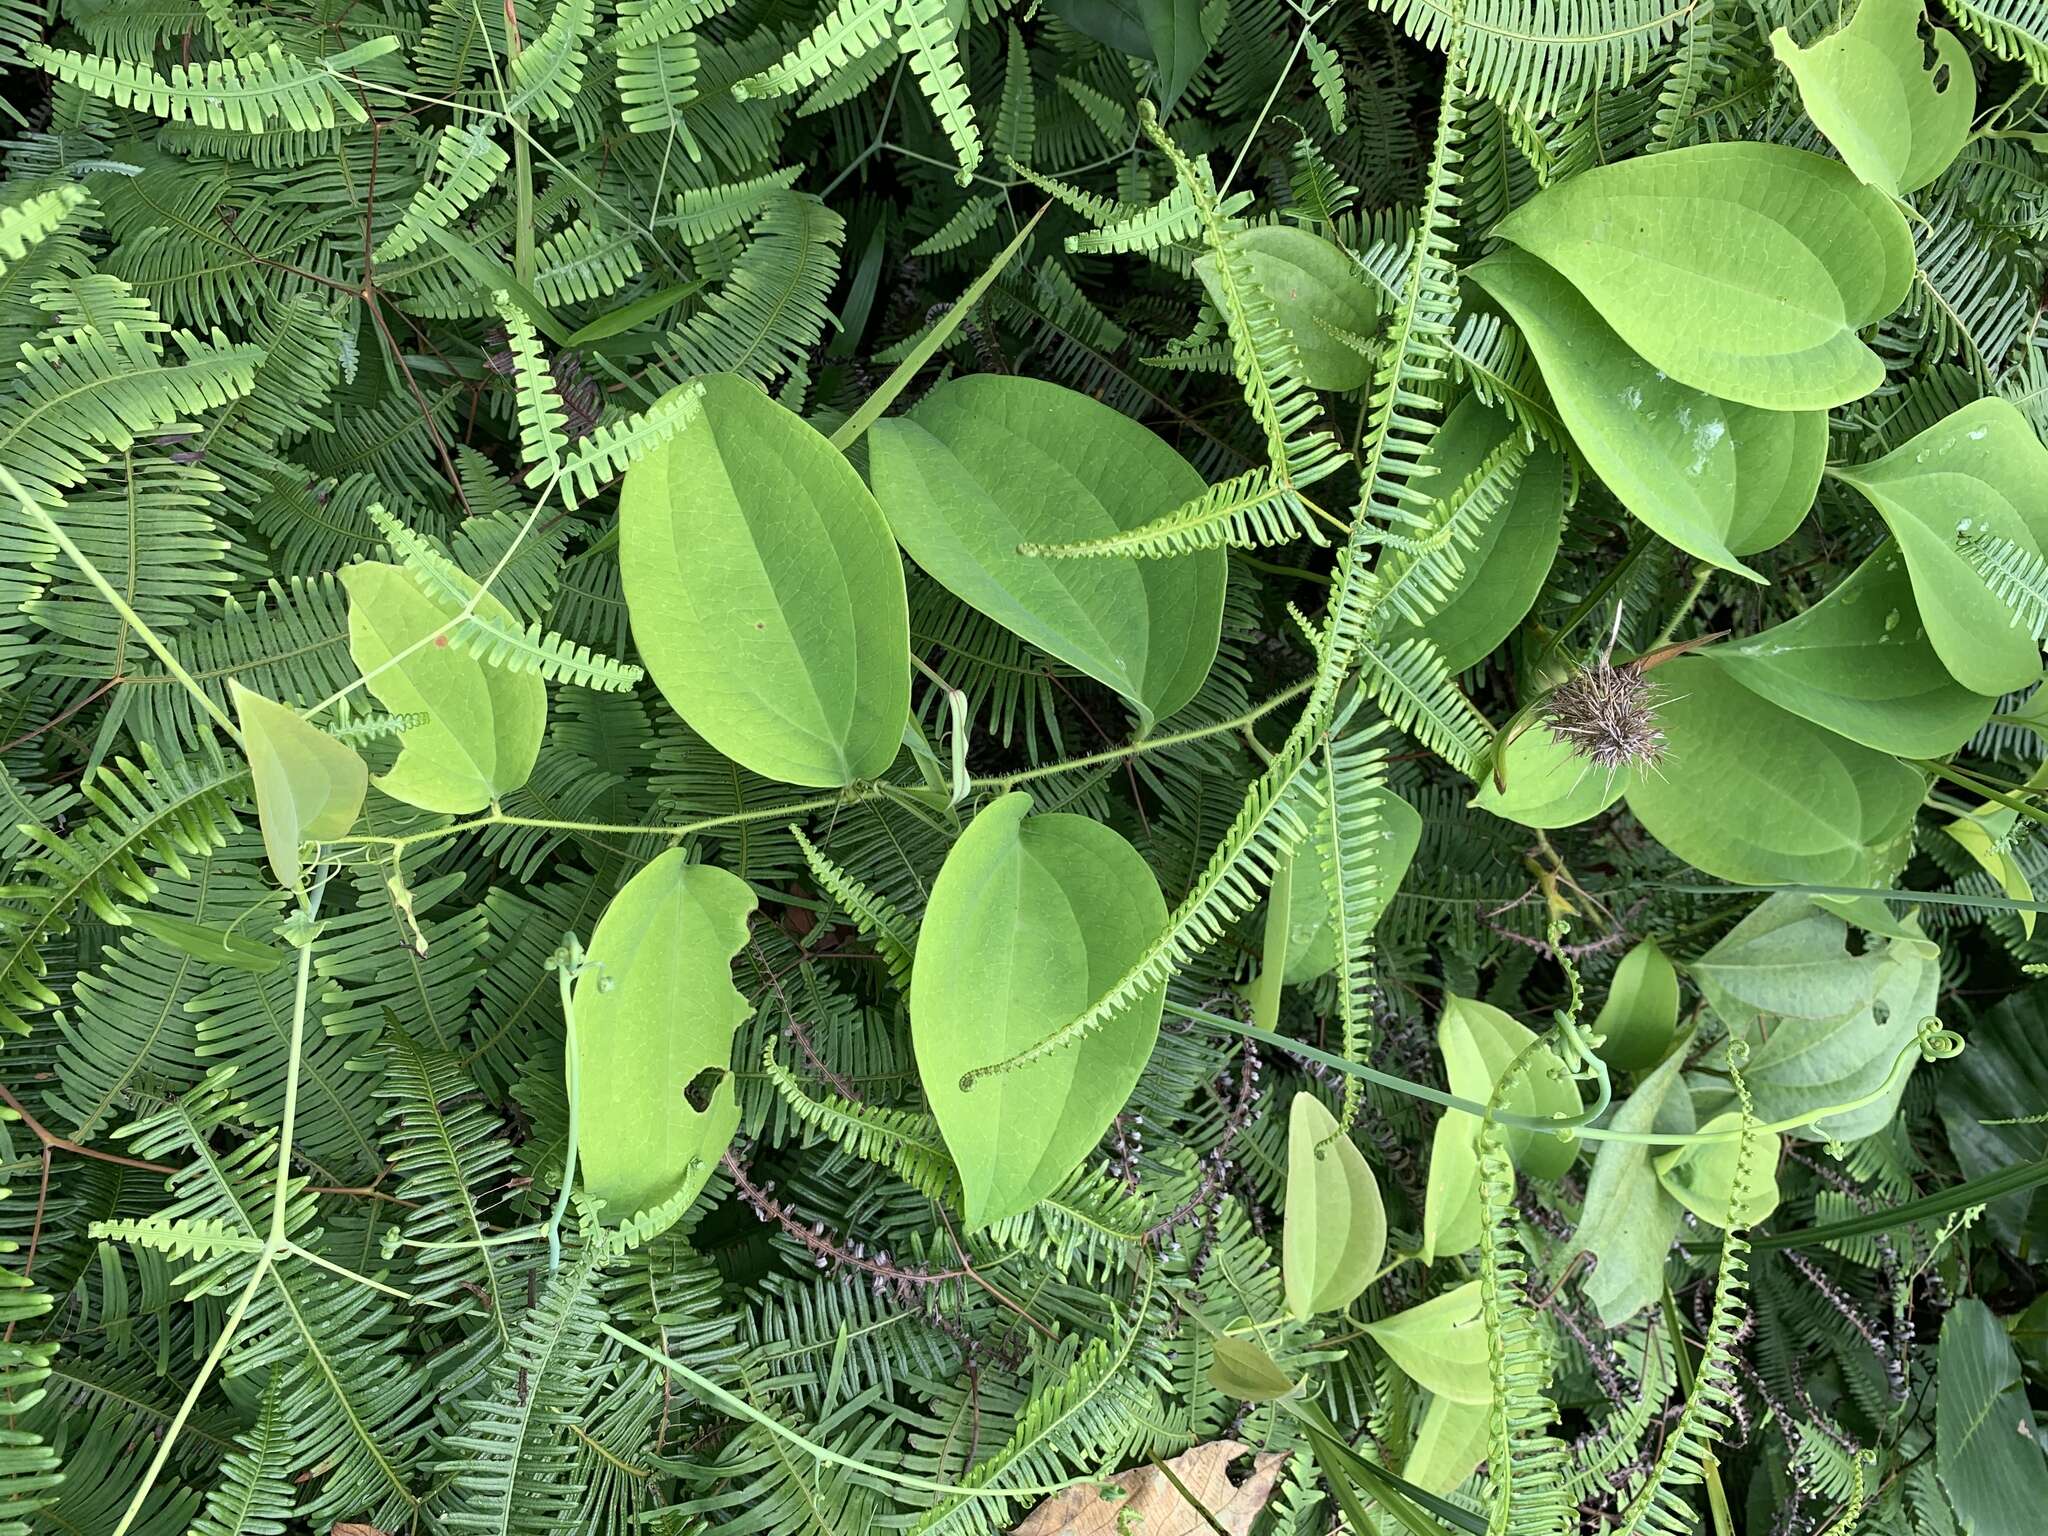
[1542,661,1667,775]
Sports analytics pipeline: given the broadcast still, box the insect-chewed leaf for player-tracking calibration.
[574,850,755,1227]
[230,680,367,892]
[1490,142,1913,411]
[1283,1091,1385,1319]
[1195,224,1380,392]
[340,561,546,814]
[1591,938,1680,1073]
[1361,1279,1489,1404]
[1468,246,1825,578]
[868,375,1226,724]
[621,373,910,787]
[1625,658,1923,888]
[1709,543,1998,756]
[1422,994,1580,1260]
[1833,397,2048,696]
[911,792,1167,1229]
[1774,0,1974,198]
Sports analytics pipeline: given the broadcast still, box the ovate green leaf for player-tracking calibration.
[912,792,1168,1229]
[1774,0,1974,197]
[1206,1333,1299,1402]
[1196,225,1380,391]
[1834,397,2048,696]
[1423,994,1580,1259]
[869,375,1226,724]
[1405,1395,1489,1495]
[1473,721,1629,830]
[1362,1281,1489,1405]
[1490,143,1913,410]
[574,851,756,1226]
[1468,247,1825,577]
[1592,938,1680,1073]
[1579,1047,1695,1324]
[1709,544,1998,756]
[621,373,911,787]
[341,561,546,814]
[1283,1092,1386,1319]
[231,680,368,892]
[1654,1113,1780,1228]
[1625,658,1923,887]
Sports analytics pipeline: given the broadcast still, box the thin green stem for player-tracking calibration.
[546,948,582,1273]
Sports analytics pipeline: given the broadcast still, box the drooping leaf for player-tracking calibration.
[1578,1047,1694,1324]
[1591,938,1680,1073]
[911,792,1168,1229]
[1404,1394,1490,1496]
[230,680,367,892]
[341,561,547,814]
[1205,1333,1298,1402]
[1709,543,1998,756]
[1468,246,1825,577]
[1625,657,1923,888]
[574,850,756,1226]
[1938,1298,2048,1534]
[1423,994,1581,1260]
[1196,225,1380,391]
[868,374,1226,724]
[1283,1091,1386,1319]
[1833,397,2048,696]
[1362,1280,1489,1405]
[621,373,911,787]
[1774,0,1975,197]
[1490,142,1914,410]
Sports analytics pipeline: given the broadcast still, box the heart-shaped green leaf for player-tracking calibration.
[1469,246,1825,576]
[1196,224,1381,391]
[1491,142,1913,410]
[1625,658,1923,888]
[868,375,1226,724]
[1591,939,1680,1073]
[1709,544,1998,756]
[1283,1091,1386,1319]
[341,561,546,814]
[231,680,368,892]
[912,792,1167,1229]
[1833,397,2048,696]
[1362,1281,1489,1404]
[1578,1048,1695,1324]
[1774,0,1974,197]
[1655,1112,1780,1228]
[622,373,910,787]
[1423,994,1580,1259]
[575,850,756,1228]
[1473,720,1630,830]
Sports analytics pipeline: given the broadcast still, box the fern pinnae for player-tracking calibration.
[1317,721,1388,1133]
[1017,466,1332,560]
[792,827,916,992]
[1958,528,2048,639]
[761,1041,958,1202]
[1368,429,1530,628]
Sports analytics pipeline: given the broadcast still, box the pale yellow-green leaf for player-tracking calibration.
[231,680,368,892]
[1283,1091,1386,1319]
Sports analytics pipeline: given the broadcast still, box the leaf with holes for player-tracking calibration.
[574,850,756,1226]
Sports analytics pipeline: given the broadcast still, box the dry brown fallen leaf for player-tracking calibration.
[1010,1439,1287,1536]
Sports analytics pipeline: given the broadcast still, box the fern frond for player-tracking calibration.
[1958,529,2048,639]
[34,40,389,132]
[555,380,704,509]
[762,1041,957,1200]
[896,0,983,183]
[0,186,89,279]
[1357,633,1493,776]
[1370,0,1692,116]
[1368,430,1530,627]
[374,124,508,263]
[1019,466,1330,559]
[793,828,916,992]
[1317,721,1389,1132]
[507,0,595,122]
[493,292,569,483]
[668,167,804,241]
[732,0,894,100]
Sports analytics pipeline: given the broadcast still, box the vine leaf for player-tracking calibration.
[230,681,367,894]
[340,562,546,814]
[1773,0,1975,197]
[621,373,910,787]
[1491,142,1913,410]
[911,793,1167,1230]
[1362,1280,1489,1404]
[1833,397,2048,696]
[869,374,1226,723]
[1283,1091,1386,1319]
[574,851,755,1227]
[1655,1112,1781,1226]
[1578,1047,1695,1324]
[1590,938,1679,1073]
[1939,1298,2048,1532]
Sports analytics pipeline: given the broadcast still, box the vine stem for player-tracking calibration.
[545,942,584,1273]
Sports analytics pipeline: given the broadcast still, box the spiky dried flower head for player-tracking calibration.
[1542,660,1667,774]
